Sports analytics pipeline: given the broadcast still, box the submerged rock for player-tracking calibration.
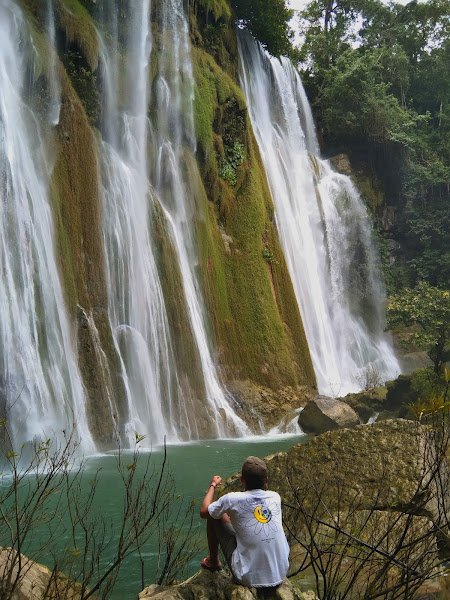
[298,395,360,433]
[139,569,313,600]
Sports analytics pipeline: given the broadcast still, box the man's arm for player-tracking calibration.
[200,475,222,519]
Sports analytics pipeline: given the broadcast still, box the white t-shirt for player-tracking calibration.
[208,489,290,588]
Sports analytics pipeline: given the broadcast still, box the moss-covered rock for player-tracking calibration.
[385,374,419,417]
[192,45,316,397]
[224,420,430,511]
[342,386,388,422]
[55,0,99,72]
[226,381,314,432]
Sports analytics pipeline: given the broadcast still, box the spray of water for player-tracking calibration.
[238,32,400,396]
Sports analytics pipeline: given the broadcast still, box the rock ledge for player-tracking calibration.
[139,569,315,600]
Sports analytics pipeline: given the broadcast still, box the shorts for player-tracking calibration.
[216,521,237,572]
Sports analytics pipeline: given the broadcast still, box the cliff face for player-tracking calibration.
[15,0,316,446]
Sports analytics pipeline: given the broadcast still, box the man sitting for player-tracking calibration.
[200,456,289,588]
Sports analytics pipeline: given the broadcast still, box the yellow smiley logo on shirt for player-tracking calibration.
[254,505,272,523]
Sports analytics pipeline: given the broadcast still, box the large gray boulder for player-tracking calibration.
[298,395,360,433]
[139,569,314,600]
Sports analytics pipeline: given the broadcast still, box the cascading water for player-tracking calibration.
[97,1,180,445]
[98,0,249,442]
[151,0,249,437]
[0,1,93,451]
[238,32,400,396]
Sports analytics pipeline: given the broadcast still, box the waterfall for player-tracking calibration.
[238,32,400,397]
[0,1,94,451]
[151,0,249,437]
[97,1,180,445]
[98,0,249,443]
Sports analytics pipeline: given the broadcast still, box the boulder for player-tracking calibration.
[342,386,388,422]
[226,381,314,433]
[0,548,82,600]
[223,420,432,511]
[298,395,360,434]
[139,569,314,600]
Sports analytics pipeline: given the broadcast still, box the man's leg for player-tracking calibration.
[202,513,232,570]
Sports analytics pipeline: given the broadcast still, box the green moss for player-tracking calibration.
[192,47,246,157]
[151,199,207,402]
[190,44,316,389]
[51,73,106,312]
[56,0,99,71]
[195,0,232,22]
[62,49,100,125]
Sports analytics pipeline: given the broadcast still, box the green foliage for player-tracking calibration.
[397,198,450,288]
[387,282,450,373]
[230,0,295,57]
[299,0,450,290]
[193,0,232,22]
[408,366,449,422]
[411,367,448,401]
[218,141,244,185]
[262,247,279,265]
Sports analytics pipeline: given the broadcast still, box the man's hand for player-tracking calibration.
[210,475,222,488]
[200,475,222,518]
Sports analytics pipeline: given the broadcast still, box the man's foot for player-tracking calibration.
[200,556,222,572]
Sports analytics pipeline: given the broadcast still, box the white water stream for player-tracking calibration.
[98,0,248,443]
[238,33,400,396]
[0,1,93,451]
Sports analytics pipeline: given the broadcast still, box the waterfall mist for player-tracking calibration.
[238,32,400,397]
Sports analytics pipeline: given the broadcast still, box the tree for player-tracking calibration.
[298,0,450,290]
[0,424,199,599]
[231,0,295,57]
[387,282,450,373]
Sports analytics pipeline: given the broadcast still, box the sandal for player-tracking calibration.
[201,557,222,572]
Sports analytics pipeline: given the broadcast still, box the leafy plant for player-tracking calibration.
[387,282,450,373]
[218,141,244,186]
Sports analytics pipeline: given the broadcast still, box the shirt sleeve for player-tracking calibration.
[208,494,229,519]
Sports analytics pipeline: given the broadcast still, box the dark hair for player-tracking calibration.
[243,473,267,490]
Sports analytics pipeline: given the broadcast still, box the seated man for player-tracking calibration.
[200,456,290,588]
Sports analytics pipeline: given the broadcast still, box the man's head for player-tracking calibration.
[241,456,268,490]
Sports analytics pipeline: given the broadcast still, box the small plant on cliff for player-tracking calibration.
[0,423,199,599]
[218,141,244,186]
[262,247,279,265]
